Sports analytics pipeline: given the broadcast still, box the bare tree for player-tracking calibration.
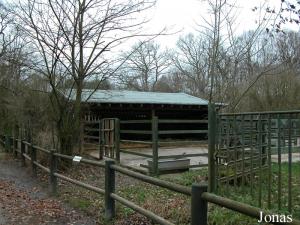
[171,34,210,98]
[14,0,157,155]
[119,40,171,91]
[197,0,276,107]
[0,3,33,133]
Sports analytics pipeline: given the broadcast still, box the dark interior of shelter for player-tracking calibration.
[83,103,208,141]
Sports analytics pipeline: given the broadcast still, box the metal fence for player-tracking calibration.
[215,110,300,215]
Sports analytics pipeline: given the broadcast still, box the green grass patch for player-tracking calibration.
[67,198,91,210]
[214,162,300,224]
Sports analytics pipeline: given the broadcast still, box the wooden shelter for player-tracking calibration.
[65,89,212,172]
[71,89,210,120]
[66,89,210,139]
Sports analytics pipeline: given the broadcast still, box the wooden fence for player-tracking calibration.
[1,134,299,225]
[119,117,209,175]
[82,119,101,153]
[81,116,209,175]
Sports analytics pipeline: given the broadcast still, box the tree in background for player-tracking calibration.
[119,41,171,91]
[14,0,157,155]
[0,3,31,133]
[171,34,210,98]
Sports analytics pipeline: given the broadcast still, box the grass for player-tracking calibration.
[54,161,299,225]
[66,198,91,210]
[216,163,300,217]
[115,162,299,225]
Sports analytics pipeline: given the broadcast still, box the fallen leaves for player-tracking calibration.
[0,179,65,224]
[0,178,96,225]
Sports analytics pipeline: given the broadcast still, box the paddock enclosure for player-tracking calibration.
[2,102,300,224]
[85,117,209,174]
[76,89,212,174]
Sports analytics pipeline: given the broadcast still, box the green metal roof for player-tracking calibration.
[66,89,209,106]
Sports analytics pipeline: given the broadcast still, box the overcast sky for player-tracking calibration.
[139,0,299,49]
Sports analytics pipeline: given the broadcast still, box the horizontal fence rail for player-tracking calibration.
[119,117,209,174]
[0,128,300,225]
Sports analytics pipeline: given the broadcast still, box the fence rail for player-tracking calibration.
[80,116,209,174]
[1,133,299,225]
[118,117,209,174]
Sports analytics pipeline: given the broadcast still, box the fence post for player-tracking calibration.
[105,160,115,220]
[14,137,18,157]
[79,120,84,154]
[7,136,12,153]
[12,126,17,156]
[208,103,216,192]
[30,131,37,177]
[9,136,13,153]
[114,119,120,163]
[191,183,208,225]
[21,140,26,166]
[100,119,104,160]
[151,116,159,176]
[49,149,58,195]
[28,130,37,177]
[31,145,37,177]
[5,135,10,152]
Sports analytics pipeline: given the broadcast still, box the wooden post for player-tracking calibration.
[14,138,18,157]
[191,183,208,225]
[31,133,37,177]
[49,149,58,195]
[12,127,16,155]
[31,145,37,177]
[208,103,216,192]
[9,136,13,153]
[28,130,37,177]
[105,160,115,220]
[262,120,267,166]
[100,119,104,160]
[7,135,10,152]
[5,135,10,152]
[152,116,159,176]
[114,118,120,163]
[80,120,84,154]
[21,140,26,166]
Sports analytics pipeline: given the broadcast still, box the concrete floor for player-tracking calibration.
[271,152,300,162]
[89,147,300,170]
[89,146,208,168]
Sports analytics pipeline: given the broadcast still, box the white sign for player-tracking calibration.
[73,156,82,163]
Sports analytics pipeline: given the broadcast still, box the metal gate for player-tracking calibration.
[214,110,300,213]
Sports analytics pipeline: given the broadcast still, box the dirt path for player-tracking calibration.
[0,152,98,225]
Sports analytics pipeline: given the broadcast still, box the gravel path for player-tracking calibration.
[0,152,98,225]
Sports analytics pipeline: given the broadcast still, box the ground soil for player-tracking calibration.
[0,152,98,225]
